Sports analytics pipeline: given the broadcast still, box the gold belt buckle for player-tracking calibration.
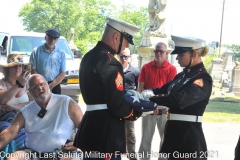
[167,113,171,120]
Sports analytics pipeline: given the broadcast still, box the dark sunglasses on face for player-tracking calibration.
[154,50,166,54]
[119,55,130,59]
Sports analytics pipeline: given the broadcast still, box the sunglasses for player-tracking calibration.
[8,57,23,63]
[154,50,166,54]
[119,55,130,59]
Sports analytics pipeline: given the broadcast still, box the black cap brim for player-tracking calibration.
[171,46,193,54]
[123,32,134,45]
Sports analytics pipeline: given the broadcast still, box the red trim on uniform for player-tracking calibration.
[124,108,133,119]
[96,46,112,60]
[105,50,111,60]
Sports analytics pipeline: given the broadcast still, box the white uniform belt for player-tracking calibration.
[168,113,202,122]
[86,104,108,111]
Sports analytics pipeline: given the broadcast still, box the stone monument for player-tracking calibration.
[223,49,234,74]
[223,49,234,72]
[69,28,78,50]
[210,58,223,82]
[229,61,240,96]
[137,0,171,69]
[148,0,167,37]
[222,49,234,87]
[68,28,81,58]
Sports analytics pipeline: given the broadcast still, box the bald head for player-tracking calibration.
[101,25,120,53]
[154,42,167,50]
[28,74,47,88]
[27,74,51,104]
[102,25,119,45]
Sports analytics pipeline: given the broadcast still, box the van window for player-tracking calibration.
[9,36,73,60]
[0,35,4,43]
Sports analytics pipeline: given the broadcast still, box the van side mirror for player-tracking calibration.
[0,45,7,56]
[74,50,82,58]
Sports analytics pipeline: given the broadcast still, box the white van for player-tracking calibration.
[0,31,80,97]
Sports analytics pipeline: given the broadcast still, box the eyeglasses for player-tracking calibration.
[30,82,46,90]
[119,55,130,59]
[154,50,166,54]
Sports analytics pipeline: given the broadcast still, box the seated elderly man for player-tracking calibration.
[0,74,83,160]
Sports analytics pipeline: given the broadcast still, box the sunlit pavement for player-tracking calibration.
[77,94,239,160]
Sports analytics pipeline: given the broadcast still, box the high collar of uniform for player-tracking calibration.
[96,41,116,55]
[183,62,205,73]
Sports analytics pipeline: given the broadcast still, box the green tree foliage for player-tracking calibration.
[203,53,218,72]
[223,44,240,53]
[19,0,84,39]
[19,0,115,55]
[223,44,240,61]
[19,0,148,55]
[118,5,148,52]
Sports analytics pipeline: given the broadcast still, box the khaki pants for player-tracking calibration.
[138,114,167,160]
[125,120,137,160]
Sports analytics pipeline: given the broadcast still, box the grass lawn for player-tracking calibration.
[203,101,240,123]
[204,84,240,123]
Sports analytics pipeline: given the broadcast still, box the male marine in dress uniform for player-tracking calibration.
[74,18,157,160]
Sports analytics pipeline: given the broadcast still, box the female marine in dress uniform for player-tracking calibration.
[149,35,213,160]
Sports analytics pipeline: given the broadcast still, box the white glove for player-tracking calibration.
[141,89,155,100]
[126,90,143,99]
[141,111,154,117]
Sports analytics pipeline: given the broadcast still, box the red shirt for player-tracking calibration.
[138,60,177,89]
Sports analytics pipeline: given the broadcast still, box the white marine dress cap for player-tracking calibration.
[171,35,206,54]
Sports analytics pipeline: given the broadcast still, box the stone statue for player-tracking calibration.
[235,60,240,69]
[68,28,78,50]
[70,28,74,42]
[147,0,167,38]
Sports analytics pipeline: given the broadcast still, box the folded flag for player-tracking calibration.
[124,94,157,112]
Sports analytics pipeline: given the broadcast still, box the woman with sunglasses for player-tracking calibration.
[0,54,32,155]
[149,35,213,160]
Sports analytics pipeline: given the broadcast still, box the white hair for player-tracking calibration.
[27,74,47,88]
